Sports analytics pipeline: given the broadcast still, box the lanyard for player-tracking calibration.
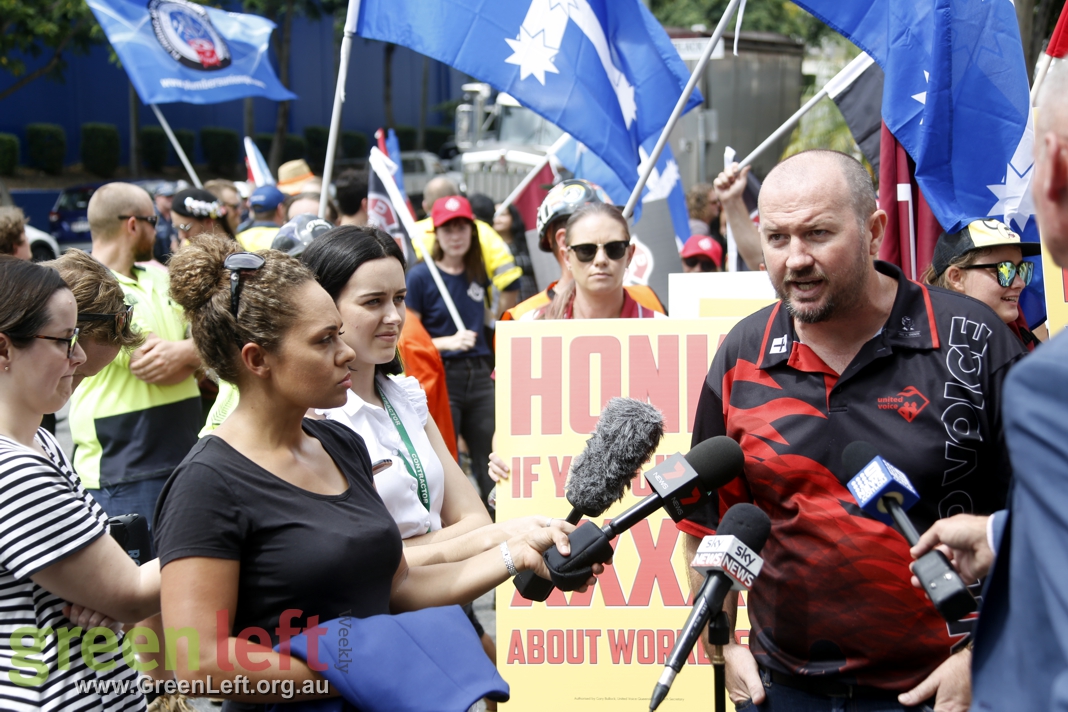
[376,382,432,518]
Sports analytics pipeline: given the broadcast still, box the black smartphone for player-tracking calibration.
[108,513,153,566]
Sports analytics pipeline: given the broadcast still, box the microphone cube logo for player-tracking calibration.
[692,535,763,590]
[847,457,920,524]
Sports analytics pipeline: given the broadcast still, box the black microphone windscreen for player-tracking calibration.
[566,398,665,516]
[685,436,745,491]
[716,502,772,553]
[842,441,881,477]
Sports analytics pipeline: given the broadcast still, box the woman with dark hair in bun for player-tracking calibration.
[155,235,597,709]
[0,256,159,711]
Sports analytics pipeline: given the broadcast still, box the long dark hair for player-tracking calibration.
[301,225,406,376]
[430,219,488,285]
[0,256,70,347]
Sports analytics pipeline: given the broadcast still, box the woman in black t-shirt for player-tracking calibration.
[156,235,593,708]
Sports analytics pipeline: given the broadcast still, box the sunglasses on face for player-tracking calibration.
[118,214,159,227]
[34,327,80,358]
[962,260,1034,288]
[225,252,267,318]
[683,256,719,272]
[79,304,134,335]
[568,240,629,263]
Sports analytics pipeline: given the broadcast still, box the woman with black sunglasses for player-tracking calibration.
[923,219,1043,350]
[156,234,595,709]
[0,256,161,711]
[532,202,662,320]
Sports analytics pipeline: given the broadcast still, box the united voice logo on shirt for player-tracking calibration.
[877,386,930,423]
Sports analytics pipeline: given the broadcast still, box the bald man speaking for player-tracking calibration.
[678,150,1025,711]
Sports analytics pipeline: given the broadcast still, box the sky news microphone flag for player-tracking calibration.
[357,0,702,197]
[792,0,1046,325]
[87,0,296,105]
[556,134,691,245]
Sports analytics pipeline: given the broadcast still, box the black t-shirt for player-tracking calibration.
[681,262,1025,690]
[154,419,402,642]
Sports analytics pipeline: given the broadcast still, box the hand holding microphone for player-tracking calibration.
[543,436,745,592]
[843,442,977,621]
[513,397,666,601]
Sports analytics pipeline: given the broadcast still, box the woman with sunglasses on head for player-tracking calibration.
[527,202,662,320]
[923,219,1043,350]
[0,256,161,711]
[155,235,592,709]
[406,196,502,508]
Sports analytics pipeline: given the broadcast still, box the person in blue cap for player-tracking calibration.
[236,185,287,251]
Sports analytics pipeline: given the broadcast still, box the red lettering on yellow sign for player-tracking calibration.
[569,336,622,434]
[510,336,563,436]
[629,335,680,432]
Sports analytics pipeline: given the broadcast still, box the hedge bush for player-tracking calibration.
[200,127,240,176]
[81,123,120,178]
[254,132,307,166]
[26,123,66,175]
[0,133,18,176]
[141,127,168,172]
[304,126,329,173]
[173,129,196,165]
[394,125,417,152]
[341,131,368,160]
[423,127,452,155]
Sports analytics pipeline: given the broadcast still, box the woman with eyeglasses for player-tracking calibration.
[530,202,661,320]
[923,219,1043,350]
[405,196,500,507]
[0,256,160,711]
[156,235,593,709]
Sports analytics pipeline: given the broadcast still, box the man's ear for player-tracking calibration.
[554,227,567,258]
[240,341,271,380]
[360,198,368,214]
[867,209,889,257]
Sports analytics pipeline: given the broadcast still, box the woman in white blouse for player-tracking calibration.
[302,227,549,566]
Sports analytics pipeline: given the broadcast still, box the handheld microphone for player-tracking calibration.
[649,503,771,711]
[543,436,745,592]
[513,397,665,601]
[842,441,977,622]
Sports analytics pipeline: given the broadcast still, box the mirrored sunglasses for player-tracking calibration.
[962,260,1034,288]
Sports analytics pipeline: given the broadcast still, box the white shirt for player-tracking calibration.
[320,374,445,538]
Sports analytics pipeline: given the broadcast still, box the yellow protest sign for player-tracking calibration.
[495,318,749,710]
[1041,241,1068,336]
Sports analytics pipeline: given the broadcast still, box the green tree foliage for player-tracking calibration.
[648,0,830,45]
[0,0,102,102]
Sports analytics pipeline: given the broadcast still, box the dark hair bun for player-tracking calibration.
[168,233,239,314]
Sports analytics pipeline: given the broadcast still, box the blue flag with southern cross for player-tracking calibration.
[357,0,701,199]
[791,0,1045,323]
[86,0,296,105]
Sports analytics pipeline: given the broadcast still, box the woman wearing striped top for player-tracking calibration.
[0,256,159,711]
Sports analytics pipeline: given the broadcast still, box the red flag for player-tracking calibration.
[877,122,943,281]
[510,163,555,232]
[1047,3,1068,58]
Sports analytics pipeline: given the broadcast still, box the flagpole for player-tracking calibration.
[369,148,466,333]
[738,53,874,169]
[493,132,571,218]
[622,0,741,220]
[150,104,202,188]
[320,0,362,219]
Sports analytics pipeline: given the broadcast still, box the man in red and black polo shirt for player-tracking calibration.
[680,150,1025,711]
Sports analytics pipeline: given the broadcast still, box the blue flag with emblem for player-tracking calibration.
[86,0,296,105]
[357,0,701,199]
[791,0,1045,324]
[556,134,691,245]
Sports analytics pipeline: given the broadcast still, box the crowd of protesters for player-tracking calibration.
[0,75,1063,710]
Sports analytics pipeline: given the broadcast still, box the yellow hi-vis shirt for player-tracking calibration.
[68,265,202,490]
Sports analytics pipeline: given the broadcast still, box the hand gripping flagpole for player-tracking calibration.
[621,0,742,220]
[149,104,202,188]
[493,132,571,218]
[320,0,362,219]
[368,147,466,333]
[737,52,875,169]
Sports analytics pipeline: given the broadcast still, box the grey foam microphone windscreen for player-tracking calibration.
[565,397,665,516]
